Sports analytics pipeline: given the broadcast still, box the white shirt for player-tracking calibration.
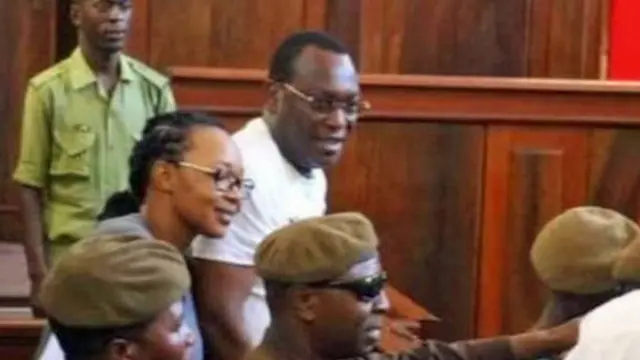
[564,290,640,360]
[190,117,327,345]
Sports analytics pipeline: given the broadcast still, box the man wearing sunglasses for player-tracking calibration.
[246,212,579,360]
[190,31,369,360]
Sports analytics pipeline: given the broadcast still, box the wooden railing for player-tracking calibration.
[0,318,44,360]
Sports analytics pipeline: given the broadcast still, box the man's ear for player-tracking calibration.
[265,81,284,116]
[70,1,82,27]
[293,288,320,322]
[149,160,175,194]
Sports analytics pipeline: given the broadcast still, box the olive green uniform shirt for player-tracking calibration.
[13,48,175,259]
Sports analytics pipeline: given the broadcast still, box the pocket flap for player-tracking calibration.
[53,128,96,156]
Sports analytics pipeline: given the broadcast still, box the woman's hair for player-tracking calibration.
[98,111,227,220]
[49,318,151,360]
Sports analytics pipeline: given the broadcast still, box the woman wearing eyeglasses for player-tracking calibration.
[37,111,251,360]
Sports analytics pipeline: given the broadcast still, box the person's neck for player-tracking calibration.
[78,39,120,76]
[267,121,314,178]
[141,198,195,252]
[533,291,614,329]
[262,320,323,360]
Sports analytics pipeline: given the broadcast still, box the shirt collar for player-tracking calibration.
[69,48,134,90]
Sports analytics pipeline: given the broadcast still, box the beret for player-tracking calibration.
[255,212,379,283]
[40,235,190,327]
[531,206,640,294]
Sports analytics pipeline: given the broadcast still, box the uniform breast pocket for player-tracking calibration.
[50,129,95,179]
[49,128,96,204]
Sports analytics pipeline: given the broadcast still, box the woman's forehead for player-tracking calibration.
[185,128,242,166]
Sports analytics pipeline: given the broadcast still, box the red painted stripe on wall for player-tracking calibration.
[609,0,640,79]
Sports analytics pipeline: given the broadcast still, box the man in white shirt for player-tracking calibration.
[564,290,640,360]
[190,31,368,360]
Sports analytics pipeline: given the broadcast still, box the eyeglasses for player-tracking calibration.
[281,83,371,122]
[177,161,255,198]
[307,272,387,302]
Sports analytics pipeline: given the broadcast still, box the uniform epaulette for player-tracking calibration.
[123,56,170,89]
[29,59,71,89]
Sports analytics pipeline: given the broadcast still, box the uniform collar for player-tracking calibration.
[69,48,134,90]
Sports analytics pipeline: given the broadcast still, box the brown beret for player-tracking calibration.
[530,206,640,294]
[39,235,190,327]
[255,212,379,283]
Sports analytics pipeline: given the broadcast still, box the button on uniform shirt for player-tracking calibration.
[12,48,175,260]
[190,116,328,345]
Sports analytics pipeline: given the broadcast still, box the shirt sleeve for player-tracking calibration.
[13,84,51,188]
[157,84,176,113]
[369,337,514,360]
[564,331,640,360]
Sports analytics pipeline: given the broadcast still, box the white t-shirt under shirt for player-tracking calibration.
[564,290,640,360]
[190,117,327,345]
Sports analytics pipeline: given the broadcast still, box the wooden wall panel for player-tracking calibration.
[0,0,56,243]
[127,0,606,78]
[328,121,485,340]
[0,319,44,360]
[588,129,640,220]
[526,0,605,78]
[477,127,589,336]
[396,0,528,76]
[148,0,310,69]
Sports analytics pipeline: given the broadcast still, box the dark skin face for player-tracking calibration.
[268,46,360,174]
[151,126,244,240]
[71,0,133,54]
[293,258,390,359]
[104,302,194,360]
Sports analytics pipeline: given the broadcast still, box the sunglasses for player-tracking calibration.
[307,272,388,302]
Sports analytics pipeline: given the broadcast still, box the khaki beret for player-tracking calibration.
[530,206,640,294]
[39,235,190,327]
[255,212,379,283]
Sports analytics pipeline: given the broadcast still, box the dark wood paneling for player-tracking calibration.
[148,0,309,69]
[478,127,589,336]
[328,120,484,340]
[398,0,528,76]
[325,0,361,66]
[0,0,56,243]
[170,68,640,125]
[526,0,605,78]
[0,319,44,360]
[127,0,606,77]
[589,129,640,220]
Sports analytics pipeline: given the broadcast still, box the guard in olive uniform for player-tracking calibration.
[39,234,194,359]
[13,0,175,316]
[248,213,579,360]
[530,206,640,360]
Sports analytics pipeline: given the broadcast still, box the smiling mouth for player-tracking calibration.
[215,209,236,225]
[315,138,345,153]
